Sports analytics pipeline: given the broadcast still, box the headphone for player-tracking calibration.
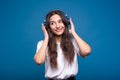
[43,10,70,26]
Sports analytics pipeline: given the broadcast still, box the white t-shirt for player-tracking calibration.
[36,39,79,79]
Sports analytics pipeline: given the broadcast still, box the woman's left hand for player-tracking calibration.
[69,18,76,34]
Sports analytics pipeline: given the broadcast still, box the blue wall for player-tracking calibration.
[0,0,120,80]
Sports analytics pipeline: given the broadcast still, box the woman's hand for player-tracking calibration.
[42,24,49,40]
[69,18,91,57]
[69,18,76,34]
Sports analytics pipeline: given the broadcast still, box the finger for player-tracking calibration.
[41,23,44,29]
[69,18,74,26]
[42,23,45,27]
[42,23,46,28]
[69,29,72,34]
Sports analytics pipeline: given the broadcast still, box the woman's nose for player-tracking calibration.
[56,23,60,28]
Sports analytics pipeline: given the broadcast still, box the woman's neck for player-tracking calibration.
[55,36,62,44]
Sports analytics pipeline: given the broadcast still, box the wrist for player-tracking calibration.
[44,37,49,41]
[71,31,76,35]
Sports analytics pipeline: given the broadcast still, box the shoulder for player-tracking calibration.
[37,40,43,47]
[36,40,44,52]
[71,38,79,54]
[71,38,76,44]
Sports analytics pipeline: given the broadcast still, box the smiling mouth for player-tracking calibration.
[55,28,63,32]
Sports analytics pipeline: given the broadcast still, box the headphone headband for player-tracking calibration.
[44,10,70,26]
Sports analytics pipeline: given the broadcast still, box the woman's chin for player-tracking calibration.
[54,32,63,36]
[53,31,64,36]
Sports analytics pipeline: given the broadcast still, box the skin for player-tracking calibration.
[49,14,65,43]
[34,14,91,65]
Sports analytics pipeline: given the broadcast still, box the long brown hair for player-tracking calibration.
[45,10,75,69]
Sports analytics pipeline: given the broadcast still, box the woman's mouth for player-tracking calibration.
[55,28,63,32]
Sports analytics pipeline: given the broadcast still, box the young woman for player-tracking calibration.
[34,10,91,80]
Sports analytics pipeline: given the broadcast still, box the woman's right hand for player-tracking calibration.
[42,24,49,40]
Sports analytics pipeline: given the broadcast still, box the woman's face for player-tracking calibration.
[49,14,65,36]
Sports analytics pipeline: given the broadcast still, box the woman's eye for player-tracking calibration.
[50,22,54,25]
[59,20,62,23]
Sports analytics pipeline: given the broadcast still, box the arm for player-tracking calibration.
[34,24,49,64]
[72,31,91,57]
[69,18,91,57]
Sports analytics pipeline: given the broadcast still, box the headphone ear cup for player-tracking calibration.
[43,20,46,26]
[64,13,70,25]
[67,17,70,25]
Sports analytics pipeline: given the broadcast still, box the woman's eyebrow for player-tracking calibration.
[50,19,62,22]
[49,21,55,23]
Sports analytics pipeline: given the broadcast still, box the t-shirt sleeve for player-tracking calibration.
[36,40,43,53]
[72,39,80,55]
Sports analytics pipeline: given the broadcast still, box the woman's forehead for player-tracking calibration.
[50,14,61,21]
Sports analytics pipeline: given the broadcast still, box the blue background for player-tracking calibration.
[0,0,120,80]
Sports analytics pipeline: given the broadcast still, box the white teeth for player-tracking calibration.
[56,28,62,32]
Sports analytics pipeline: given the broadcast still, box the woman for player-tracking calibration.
[34,10,91,80]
